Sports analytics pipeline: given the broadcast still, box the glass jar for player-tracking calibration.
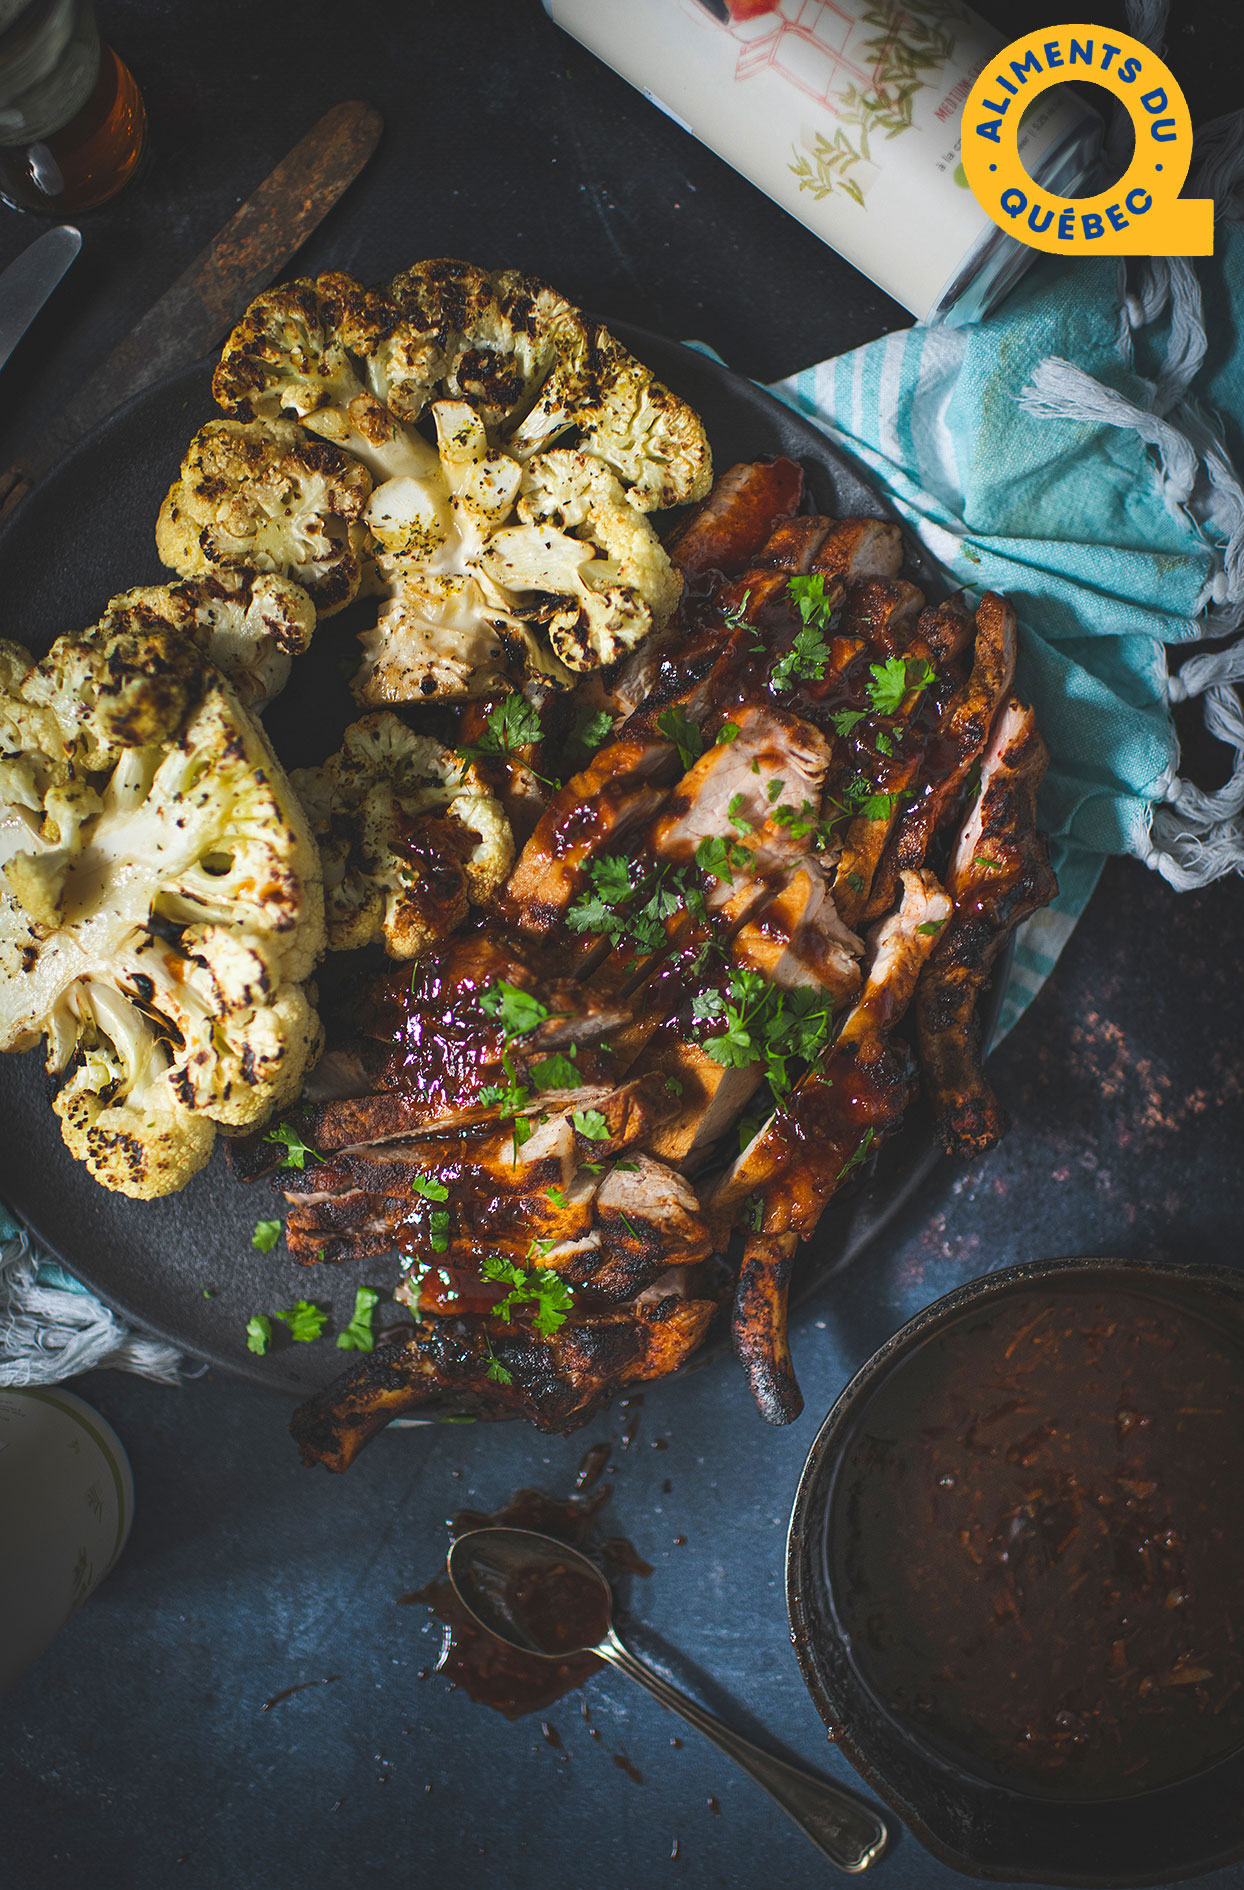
[0,0,146,214]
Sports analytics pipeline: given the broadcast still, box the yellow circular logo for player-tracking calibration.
[962,24,1212,256]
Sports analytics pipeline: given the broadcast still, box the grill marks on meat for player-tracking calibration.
[716,871,951,1423]
[916,700,1056,1155]
[292,1294,718,1470]
[276,472,1053,1467]
[864,590,1017,923]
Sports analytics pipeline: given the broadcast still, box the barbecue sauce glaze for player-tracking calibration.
[402,1470,651,1721]
[832,1285,1244,1797]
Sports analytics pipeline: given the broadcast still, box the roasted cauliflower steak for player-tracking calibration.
[207,261,709,704]
[291,711,513,959]
[0,623,325,1198]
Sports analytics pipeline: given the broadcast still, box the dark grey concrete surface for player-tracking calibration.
[0,4,1242,1888]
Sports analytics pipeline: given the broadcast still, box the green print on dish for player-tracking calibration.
[788,0,973,209]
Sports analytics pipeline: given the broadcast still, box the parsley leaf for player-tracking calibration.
[429,1207,450,1253]
[264,1120,322,1170]
[866,656,910,716]
[695,834,751,882]
[830,707,867,738]
[478,1048,532,1117]
[410,1175,449,1202]
[721,590,752,628]
[336,1286,380,1353]
[566,707,615,764]
[530,1050,580,1092]
[246,1314,272,1355]
[916,919,945,936]
[787,572,836,628]
[693,971,833,1101]
[727,792,754,837]
[481,1254,575,1338]
[656,704,704,771]
[866,655,935,716]
[480,979,548,1037]
[273,1300,328,1343]
[745,1195,764,1233]
[457,693,542,770]
[860,790,902,822]
[771,623,832,692]
[546,1185,569,1209]
[485,1341,514,1386]
[572,1108,612,1141]
[715,722,741,745]
[973,855,1002,872]
[837,1127,875,1182]
[251,1219,281,1253]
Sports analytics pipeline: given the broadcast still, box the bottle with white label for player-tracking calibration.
[543,0,1101,324]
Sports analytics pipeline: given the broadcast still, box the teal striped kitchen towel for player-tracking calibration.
[771,165,1244,1039]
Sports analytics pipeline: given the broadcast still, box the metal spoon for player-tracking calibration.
[446,1525,888,1873]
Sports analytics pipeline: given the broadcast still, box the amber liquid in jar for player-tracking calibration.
[0,0,145,214]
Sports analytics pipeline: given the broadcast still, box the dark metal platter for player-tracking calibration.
[0,326,1000,1395]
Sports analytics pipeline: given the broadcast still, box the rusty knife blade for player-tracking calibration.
[5,99,382,498]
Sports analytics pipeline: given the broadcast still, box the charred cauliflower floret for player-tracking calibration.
[291,711,512,959]
[213,274,440,483]
[355,407,681,700]
[506,319,712,511]
[480,449,682,671]
[93,571,317,714]
[156,418,372,618]
[0,624,325,1198]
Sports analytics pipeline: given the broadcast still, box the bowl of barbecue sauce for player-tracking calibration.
[786,1258,1244,1885]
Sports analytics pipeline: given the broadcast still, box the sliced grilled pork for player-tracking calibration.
[916,699,1056,1155]
[810,518,904,582]
[291,1293,718,1468]
[731,861,863,1006]
[665,458,804,582]
[864,590,1018,921]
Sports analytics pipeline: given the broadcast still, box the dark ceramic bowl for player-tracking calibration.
[786,1257,1244,1887]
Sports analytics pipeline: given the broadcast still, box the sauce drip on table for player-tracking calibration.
[401,1466,649,1721]
[832,1284,1244,1797]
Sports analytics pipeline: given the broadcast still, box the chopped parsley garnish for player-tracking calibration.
[530,1049,580,1092]
[457,693,543,770]
[480,979,548,1037]
[429,1207,451,1253]
[546,1185,570,1209]
[567,854,703,955]
[478,1048,532,1117]
[916,919,945,936]
[695,834,751,882]
[830,707,867,738]
[665,1076,684,1097]
[656,704,704,771]
[246,1314,272,1355]
[715,722,741,745]
[481,1255,575,1338]
[767,778,786,803]
[745,1195,764,1232]
[336,1286,380,1353]
[721,590,752,628]
[973,855,1003,872]
[727,792,754,836]
[692,970,833,1101]
[566,707,615,764]
[409,1175,449,1202]
[875,731,893,757]
[251,1219,281,1253]
[273,1300,328,1343]
[572,1108,612,1142]
[485,1340,514,1386]
[859,790,903,822]
[865,655,935,716]
[837,1127,875,1182]
[771,623,833,692]
[846,869,866,895]
[787,572,836,628]
[264,1121,322,1170]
